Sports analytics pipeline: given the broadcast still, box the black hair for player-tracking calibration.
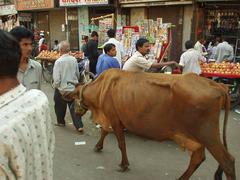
[0,30,21,78]
[185,40,194,50]
[54,40,59,44]
[104,43,115,54]
[136,38,149,51]
[107,29,115,38]
[91,31,98,37]
[9,26,34,42]
[83,36,88,41]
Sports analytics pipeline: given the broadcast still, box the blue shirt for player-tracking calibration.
[96,54,120,77]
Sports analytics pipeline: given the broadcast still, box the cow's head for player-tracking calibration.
[64,83,89,116]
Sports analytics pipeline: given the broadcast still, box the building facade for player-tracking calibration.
[0,0,18,31]
[119,0,193,60]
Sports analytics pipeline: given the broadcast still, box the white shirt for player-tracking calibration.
[0,84,55,180]
[194,41,203,54]
[215,41,234,63]
[103,38,125,68]
[17,59,42,90]
[38,37,44,51]
[123,51,153,72]
[179,48,202,75]
[53,54,80,92]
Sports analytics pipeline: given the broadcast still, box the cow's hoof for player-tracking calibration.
[117,164,129,172]
[93,145,103,152]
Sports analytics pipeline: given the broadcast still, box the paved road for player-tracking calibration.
[42,82,240,180]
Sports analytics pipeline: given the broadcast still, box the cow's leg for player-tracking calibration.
[94,128,108,152]
[205,141,235,180]
[112,124,129,172]
[173,134,205,180]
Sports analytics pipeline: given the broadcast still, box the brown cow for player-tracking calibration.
[67,69,235,180]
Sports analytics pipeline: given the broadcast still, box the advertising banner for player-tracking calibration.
[60,0,108,7]
[16,0,54,11]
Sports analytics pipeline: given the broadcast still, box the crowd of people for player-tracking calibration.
[0,24,237,179]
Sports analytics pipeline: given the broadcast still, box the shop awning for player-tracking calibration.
[119,0,192,7]
[0,4,17,16]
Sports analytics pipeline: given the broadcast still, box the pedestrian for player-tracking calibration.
[103,29,126,68]
[40,39,48,52]
[85,31,99,74]
[194,38,207,57]
[123,38,178,72]
[81,35,88,56]
[0,29,55,180]
[215,37,234,63]
[179,40,204,75]
[38,32,45,51]
[207,38,219,60]
[96,43,120,77]
[52,39,59,51]
[53,40,84,133]
[10,26,42,90]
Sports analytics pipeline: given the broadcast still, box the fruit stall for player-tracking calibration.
[200,62,240,107]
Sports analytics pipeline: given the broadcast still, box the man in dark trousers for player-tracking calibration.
[85,31,99,74]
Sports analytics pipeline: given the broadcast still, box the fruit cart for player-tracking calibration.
[36,50,60,83]
[201,62,240,108]
[36,57,56,84]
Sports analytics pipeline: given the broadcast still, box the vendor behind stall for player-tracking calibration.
[215,37,234,63]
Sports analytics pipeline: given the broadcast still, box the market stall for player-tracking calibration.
[121,18,174,73]
[201,62,240,107]
[90,13,114,47]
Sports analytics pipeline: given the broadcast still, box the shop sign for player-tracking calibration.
[59,0,108,7]
[0,4,17,16]
[16,0,54,11]
[19,13,32,22]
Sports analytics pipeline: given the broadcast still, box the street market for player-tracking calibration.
[1,0,240,180]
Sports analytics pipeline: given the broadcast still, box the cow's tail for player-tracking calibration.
[222,91,230,151]
[214,90,230,179]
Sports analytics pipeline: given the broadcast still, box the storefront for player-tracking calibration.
[0,4,18,31]
[119,0,193,61]
[15,0,63,49]
[59,0,115,50]
[195,0,240,47]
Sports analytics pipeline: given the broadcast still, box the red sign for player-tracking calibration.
[16,0,54,11]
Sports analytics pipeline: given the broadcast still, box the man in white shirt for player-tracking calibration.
[215,38,234,63]
[103,29,126,68]
[179,40,204,75]
[194,38,208,56]
[53,40,84,132]
[38,33,45,51]
[0,30,54,180]
[10,26,42,90]
[123,38,178,72]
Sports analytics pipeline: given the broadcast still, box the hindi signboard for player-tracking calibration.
[60,0,108,7]
[16,0,54,11]
[0,5,17,16]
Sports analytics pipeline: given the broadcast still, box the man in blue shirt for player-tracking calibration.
[96,43,120,77]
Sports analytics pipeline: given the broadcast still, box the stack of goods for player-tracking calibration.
[201,62,240,75]
[37,50,60,61]
[122,27,140,57]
